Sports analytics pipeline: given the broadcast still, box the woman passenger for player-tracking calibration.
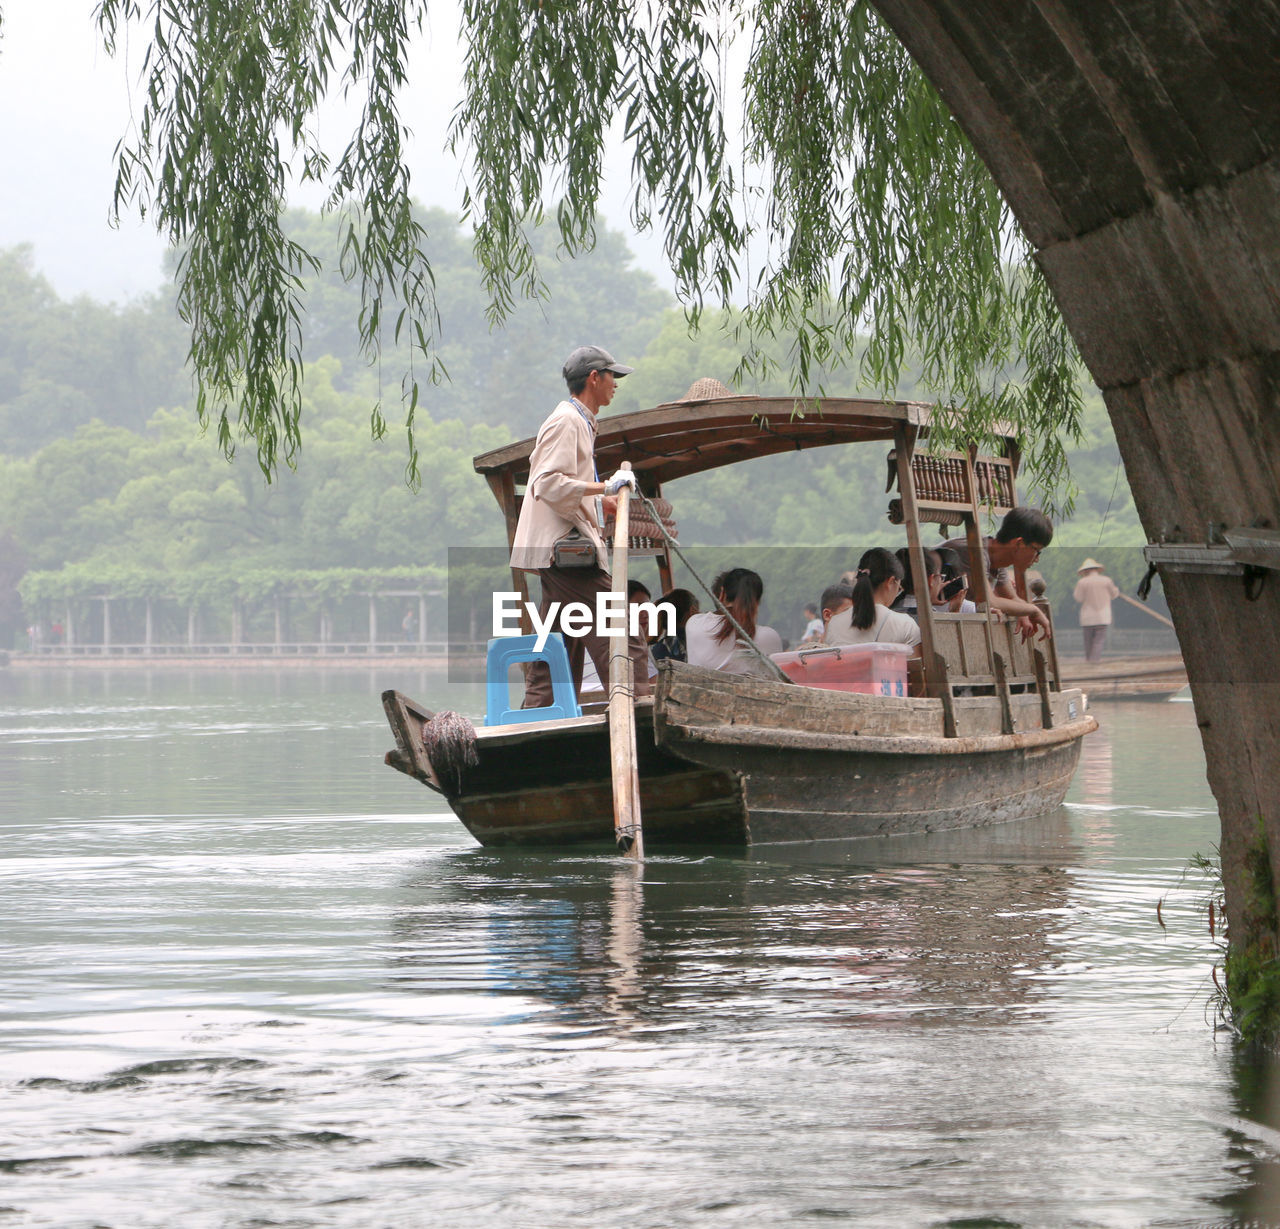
[824,548,922,652]
[685,568,781,674]
[891,546,944,620]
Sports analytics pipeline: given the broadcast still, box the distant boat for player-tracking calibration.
[1058,653,1187,701]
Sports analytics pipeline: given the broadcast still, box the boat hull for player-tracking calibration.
[450,712,748,847]
[383,693,748,847]
[658,721,1084,842]
[384,663,1097,849]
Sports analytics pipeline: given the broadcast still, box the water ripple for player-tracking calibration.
[0,673,1272,1227]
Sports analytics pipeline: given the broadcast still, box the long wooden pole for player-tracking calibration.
[608,463,644,859]
[1116,590,1176,628]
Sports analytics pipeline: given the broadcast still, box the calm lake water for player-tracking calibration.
[3,667,1280,1228]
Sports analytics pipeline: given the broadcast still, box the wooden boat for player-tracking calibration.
[1058,653,1187,701]
[383,389,1098,848]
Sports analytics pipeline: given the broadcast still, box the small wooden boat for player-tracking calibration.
[383,389,1097,848]
[1058,653,1187,701]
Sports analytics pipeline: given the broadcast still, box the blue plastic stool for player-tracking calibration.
[485,634,583,726]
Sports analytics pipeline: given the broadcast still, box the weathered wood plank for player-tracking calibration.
[381,689,443,791]
[655,661,947,738]
[663,712,1095,757]
[654,661,1085,739]
[473,397,937,487]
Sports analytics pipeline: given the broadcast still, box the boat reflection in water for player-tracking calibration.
[386,809,1081,1032]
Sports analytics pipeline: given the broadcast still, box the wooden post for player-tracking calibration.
[893,424,940,702]
[608,463,644,860]
[1033,649,1054,728]
[1034,596,1063,689]
[489,471,533,634]
[961,447,1013,722]
[145,597,154,654]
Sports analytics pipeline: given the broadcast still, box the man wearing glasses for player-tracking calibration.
[941,507,1054,640]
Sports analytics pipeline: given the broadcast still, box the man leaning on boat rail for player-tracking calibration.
[509,345,644,708]
[941,507,1055,641]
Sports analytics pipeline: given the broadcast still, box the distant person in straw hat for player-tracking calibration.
[1073,558,1120,662]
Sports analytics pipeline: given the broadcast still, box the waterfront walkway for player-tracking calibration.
[5,640,485,669]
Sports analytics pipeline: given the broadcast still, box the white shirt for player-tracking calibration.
[823,604,921,648]
[755,624,784,655]
[685,612,782,675]
[581,647,657,693]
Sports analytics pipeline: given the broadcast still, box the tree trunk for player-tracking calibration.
[872,0,1280,1029]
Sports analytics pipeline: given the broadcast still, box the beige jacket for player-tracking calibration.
[1073,571,1120,626]
[510,400,608,572]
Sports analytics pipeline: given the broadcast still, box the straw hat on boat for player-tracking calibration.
[679,377,734,401]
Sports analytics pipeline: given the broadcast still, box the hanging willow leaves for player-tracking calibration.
[91,0,1083,503]
[95,0,441,482]
[738,0,1082,502]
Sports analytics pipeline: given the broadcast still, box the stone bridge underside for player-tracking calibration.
[870,2,1280,921]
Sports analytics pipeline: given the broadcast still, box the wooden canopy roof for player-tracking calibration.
[472,393,961,488]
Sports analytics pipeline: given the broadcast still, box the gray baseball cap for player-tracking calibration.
[562,345,634,384]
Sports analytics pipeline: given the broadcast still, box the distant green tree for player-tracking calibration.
[0,368,509,577]
[0,246,189,454]
[619,308,927,549]
[283,206,670,439]
[1050,390,1142,547]
[0,529,27,648]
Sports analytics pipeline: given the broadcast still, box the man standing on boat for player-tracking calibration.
[510,345,641,708]
[941,507,1055,640]
[1073,558,1120,662]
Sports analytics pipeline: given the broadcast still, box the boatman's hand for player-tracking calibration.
[603,470,638,496]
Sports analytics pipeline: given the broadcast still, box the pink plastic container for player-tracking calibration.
[771,642,912,697]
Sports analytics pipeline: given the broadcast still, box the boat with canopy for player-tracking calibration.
[383,384,1097,847]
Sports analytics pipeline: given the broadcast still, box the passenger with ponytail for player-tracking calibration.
[685,567,783,673]
[824,548,922,651]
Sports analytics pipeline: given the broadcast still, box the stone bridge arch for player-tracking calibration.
[870,2,1280,969]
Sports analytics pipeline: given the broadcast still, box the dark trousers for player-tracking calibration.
[1082,624,1108,663]
[522,566,653,708]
